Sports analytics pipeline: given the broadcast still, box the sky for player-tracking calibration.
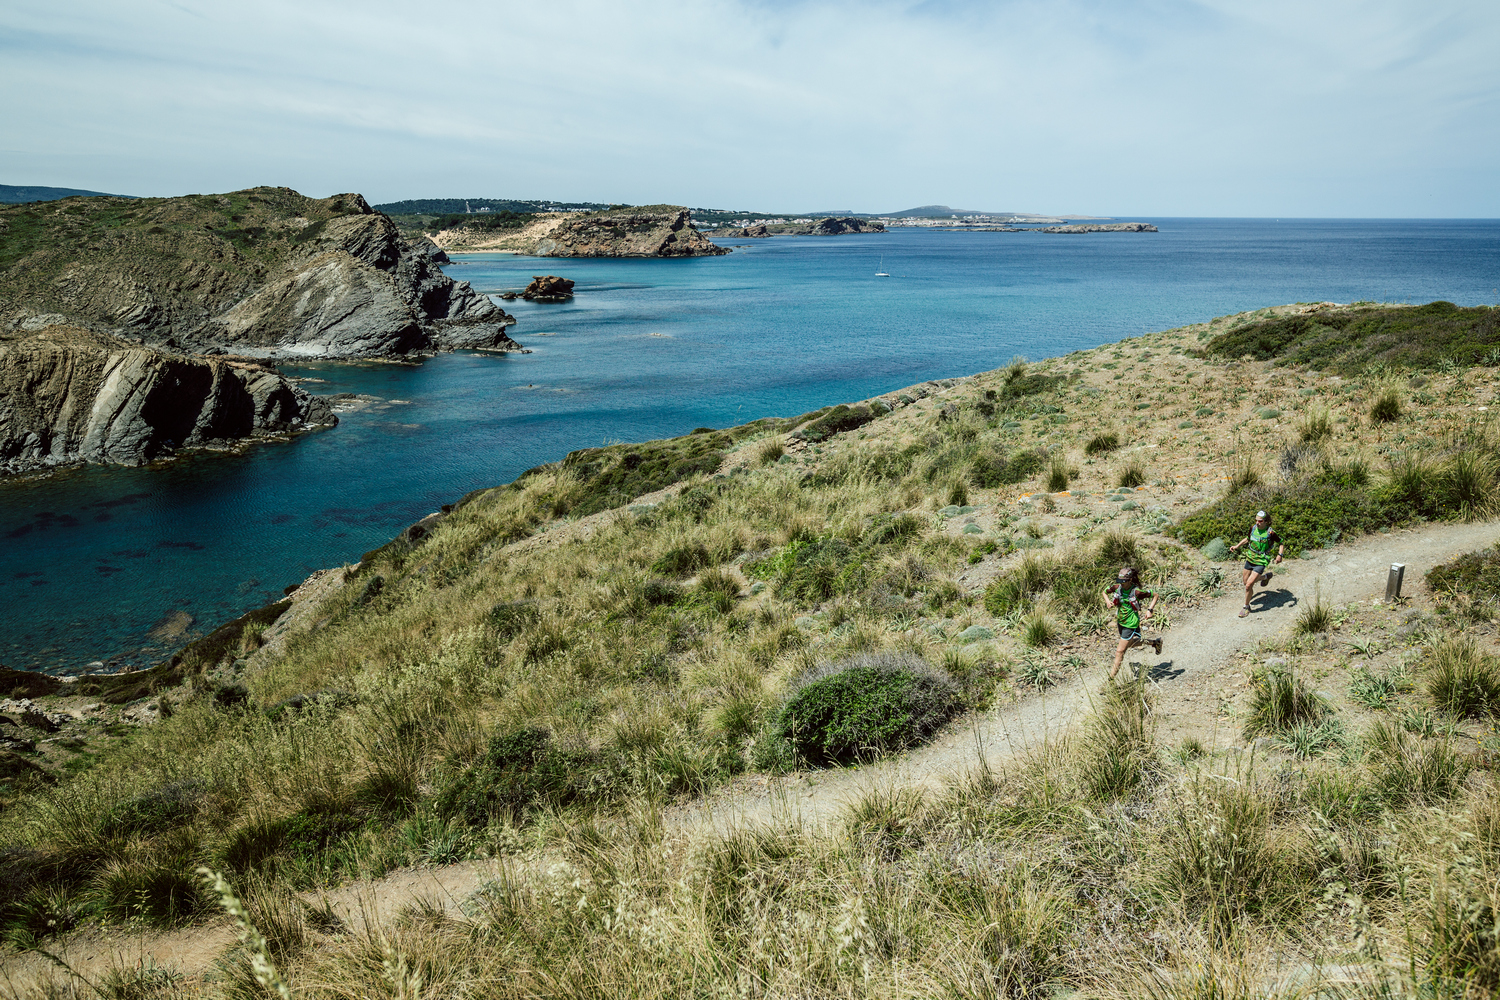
[2,0,1497,216]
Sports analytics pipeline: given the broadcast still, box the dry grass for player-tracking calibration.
[7,301,1500,996]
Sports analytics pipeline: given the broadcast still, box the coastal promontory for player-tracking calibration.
[433,206,730,257]
[0,187,521,359]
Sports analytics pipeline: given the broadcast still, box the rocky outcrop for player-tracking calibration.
[1036,223,1157,233]
[803,217,885,235]
[707,224,771,238]
[532,207,729,257]
[0,324,336,474]
[521,275,575,302]
[0,187,522,360]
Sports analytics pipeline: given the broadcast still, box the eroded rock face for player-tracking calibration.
[0,324,336,474]
[0,187,522,359]
[707,224,771,238]
[533,209,729,258]
[521,275,575,302]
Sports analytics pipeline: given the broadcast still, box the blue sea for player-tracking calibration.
[2,219,1497,673]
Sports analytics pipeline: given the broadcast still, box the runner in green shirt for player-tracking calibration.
[1103,566,1162,680]
[1229,510,1284,618]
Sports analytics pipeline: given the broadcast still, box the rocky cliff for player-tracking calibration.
[0,324,336,474]
[0,187,521,359]
[531,207,729,257]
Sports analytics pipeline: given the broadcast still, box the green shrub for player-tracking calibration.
[1085,433,1120,456]
[1199,301,1500,375]
[652,543,711,577]
[1426,636,1500,718]
[984,535,1152,618]
[558,431,738,517]
[970,449,1047,488]
[1370,389,1402,422]
[640,579,683,607]
[1428,543,1500,603]
[434,728,606,827]
[767,653,959,765]
[1176,467,1390,555]
[791,403,885,443]
[1243,667,1327,738]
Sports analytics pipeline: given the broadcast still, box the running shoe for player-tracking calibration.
[1239,606,1250,618]
[1151,637,1163,655]
[1260,570,1273,588]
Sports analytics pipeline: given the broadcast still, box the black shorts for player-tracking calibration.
[1244,562,1268,575]
[1118,627,1142,641]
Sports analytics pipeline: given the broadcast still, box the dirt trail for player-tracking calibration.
[665,518,1500,836]
[5,519,1495,996]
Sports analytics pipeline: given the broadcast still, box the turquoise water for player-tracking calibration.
[2,219,1497,672]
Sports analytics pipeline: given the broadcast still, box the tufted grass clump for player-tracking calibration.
[766,652,959,766]
[1294,588,1331,634]
[1046,457,1070,493]
[756,439,784,466]
[1076,676,1157,800]
[1299,407,1333,443]
[1242,666,1328,738]
[1370,389,1402,423]
[1085,432,1120,456]
[1117,459,1146,489]
[1425,636,1500,718]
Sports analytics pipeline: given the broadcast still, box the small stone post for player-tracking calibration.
[1385,563,1405,602]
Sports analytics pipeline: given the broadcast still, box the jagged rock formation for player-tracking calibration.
[521,275,575,302]
[0,324,336,474]
[532,207,729,257]
[0,187,521,359]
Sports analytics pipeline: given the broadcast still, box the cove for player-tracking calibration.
[2,219,1497,673]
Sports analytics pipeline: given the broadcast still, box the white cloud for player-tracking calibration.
[0,0,1495,214]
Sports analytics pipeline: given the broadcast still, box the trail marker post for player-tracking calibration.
[1385,563,1405,602]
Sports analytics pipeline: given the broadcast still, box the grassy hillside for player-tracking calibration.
[4,301,1500,997]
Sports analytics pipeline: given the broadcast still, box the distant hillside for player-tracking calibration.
[881,204,1015,218]
[372,198,612,216]
[1,183,131,204]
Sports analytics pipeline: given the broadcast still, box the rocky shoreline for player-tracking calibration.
[0,323,337,476]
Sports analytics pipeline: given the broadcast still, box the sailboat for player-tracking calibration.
[875,255,890,277]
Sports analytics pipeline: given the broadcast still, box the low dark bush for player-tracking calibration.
[222,807,365,874]
[767,653,958,765]
[489,600,540,640]
[641,579,684,606]
[970,449,1046,488]
[1427,543,1500,603]
[984,534,1155,617]
[434,727,606,826]
[652,544,711,577]
[559,432,739,517]
[1175,466,1392,555]
[791,402,886,443]
[1200,301,1500,374]
[100,780,205,838]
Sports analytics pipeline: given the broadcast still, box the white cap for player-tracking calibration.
[1256,510,1267,518]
